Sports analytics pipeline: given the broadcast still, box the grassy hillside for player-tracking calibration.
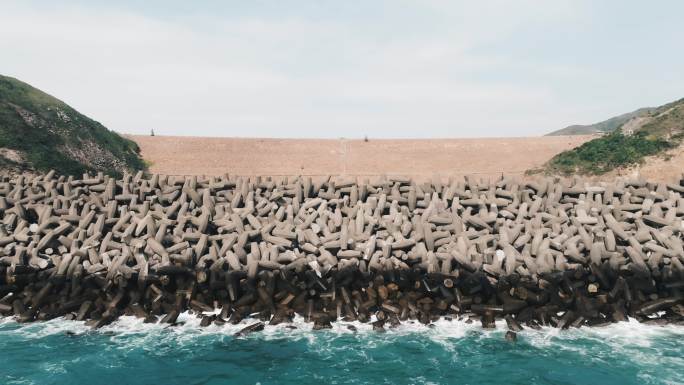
[0,75,144,176]
[541,98,684,175]
[547,107,654,136]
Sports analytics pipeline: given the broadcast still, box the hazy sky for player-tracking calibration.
[2,0,683,138]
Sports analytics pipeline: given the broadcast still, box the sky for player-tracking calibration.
[2,0,683,138]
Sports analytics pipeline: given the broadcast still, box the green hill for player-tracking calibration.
[546,107,654,136]
[0,75,144,176]
[540,98,684,175]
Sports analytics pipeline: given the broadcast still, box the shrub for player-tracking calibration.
[546,131,676,175]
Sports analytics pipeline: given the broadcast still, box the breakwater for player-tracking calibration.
[0,171,683,336]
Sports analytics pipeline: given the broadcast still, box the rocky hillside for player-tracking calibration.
[541,98,684,175]
[0,75,144,176]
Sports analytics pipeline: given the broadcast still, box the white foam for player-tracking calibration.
[520,317,684,350]
[1,313,682,350]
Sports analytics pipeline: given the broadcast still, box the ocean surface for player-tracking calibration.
[1,314,682,385]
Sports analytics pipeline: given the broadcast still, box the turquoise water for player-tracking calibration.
[1,314,682,385]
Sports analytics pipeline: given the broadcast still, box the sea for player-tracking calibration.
[0,314,682,385]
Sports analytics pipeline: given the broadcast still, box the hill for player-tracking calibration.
[540,98,684,175]
[0,75,144,176]
[547,107,654,136]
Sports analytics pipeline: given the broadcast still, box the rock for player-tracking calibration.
[313,317,333,330]
[505,331,517,342]
[234,322,265,337]
[200,315,215,327]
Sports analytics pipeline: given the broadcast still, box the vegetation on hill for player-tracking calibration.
[539,98,684,175]
[547,107,653,136]
[0,74,144,176]
[638,98,684,137]
[543,131,678,175]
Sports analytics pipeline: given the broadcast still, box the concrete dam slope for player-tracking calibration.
[132,135,595,179]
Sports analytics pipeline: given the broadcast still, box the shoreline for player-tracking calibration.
[0,172,683,337]
[2,266,682,336]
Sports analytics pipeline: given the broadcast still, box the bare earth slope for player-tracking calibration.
[602,142,684,182]
[132,135,593,179]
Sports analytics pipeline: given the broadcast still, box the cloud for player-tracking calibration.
[2,1,680,138]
